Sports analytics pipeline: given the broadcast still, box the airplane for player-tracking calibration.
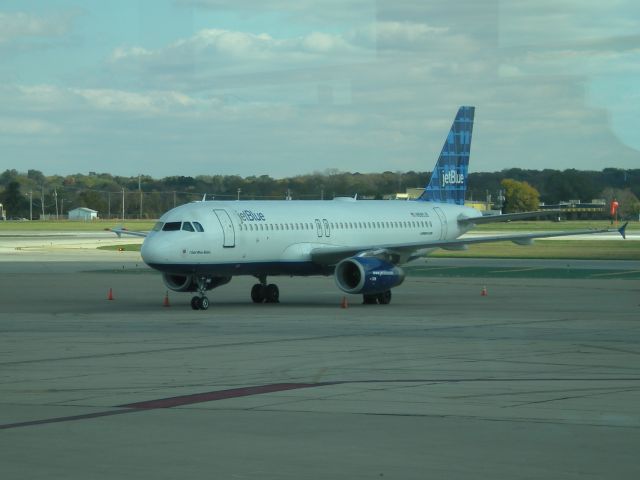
[113,106,627,310]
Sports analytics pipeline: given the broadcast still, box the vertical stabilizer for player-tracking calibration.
[418,106,474,205]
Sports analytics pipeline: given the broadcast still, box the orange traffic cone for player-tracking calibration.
[340,296,348,309]
[481,286,488,297]
[107,288,114,300]
[163,291,170,307]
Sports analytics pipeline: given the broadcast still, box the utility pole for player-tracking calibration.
[41,186,45,219]
[54,189,59,220]
[237,188,241,200]
[138,174,143,219]
[28,191,33,221]
[108,191,111,220]
[122,188,125,220]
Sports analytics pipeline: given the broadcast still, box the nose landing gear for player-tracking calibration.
[191,276,211,310]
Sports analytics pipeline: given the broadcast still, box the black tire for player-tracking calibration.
[265,284,280,303]
[200,296,209,310]
[377,290,392,305]
[251,284,265,303]
[363,294,378,304]
[191,296,201,310]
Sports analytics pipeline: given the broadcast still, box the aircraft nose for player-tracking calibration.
[141,235,170,266]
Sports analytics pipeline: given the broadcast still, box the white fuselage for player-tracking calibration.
[141,198,481,277]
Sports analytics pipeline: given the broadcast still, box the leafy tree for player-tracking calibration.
[601,188,640,220]
[501,179,540,213]
[1,181,28,217]
[77,190,107,216]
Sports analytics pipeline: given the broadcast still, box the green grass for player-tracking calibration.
[406,265,640,280]
[3,220,639,260]
[97,244,142,252]
[96,240,639,260]
[431,240,640,260]
[474,220,637,232]
[0,219,156,232]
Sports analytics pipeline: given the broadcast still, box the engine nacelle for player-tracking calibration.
[162,273,231,292]
[334,257,405,295]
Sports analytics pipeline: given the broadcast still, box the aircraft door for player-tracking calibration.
[315,219,323,238]
[322,219,330,237]
[213,209,236,247]
[433,207,448,240]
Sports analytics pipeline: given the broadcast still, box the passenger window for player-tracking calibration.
[193,222,204,232]
[182,222,195,232]
[162,222,181,231]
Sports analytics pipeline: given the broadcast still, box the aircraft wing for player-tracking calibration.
[457,210,561,225]
[105,226,148,238]
[310,223,627,266]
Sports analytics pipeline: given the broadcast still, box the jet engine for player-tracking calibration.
[162,273,231,292]
[334,257,405,295]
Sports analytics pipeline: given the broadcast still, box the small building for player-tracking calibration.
[68,207,98,221]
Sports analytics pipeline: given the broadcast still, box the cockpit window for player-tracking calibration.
[182,222,194,232]
[193,222,204,232]
[162,222,182,231]
[152,222,164,231]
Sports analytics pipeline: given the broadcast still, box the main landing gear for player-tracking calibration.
[363,290,392,305]
[191,276,211,310]
[251,275,280,304]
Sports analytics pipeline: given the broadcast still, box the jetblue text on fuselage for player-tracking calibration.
[238,209,266,222]
[441,170,465,186]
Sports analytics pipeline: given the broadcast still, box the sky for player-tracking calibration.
[0,0,639,178]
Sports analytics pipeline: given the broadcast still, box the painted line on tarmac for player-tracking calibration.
[4,377,640,430]
[0,382,334,430]
[117,382,334,409]
[588,269,640,278]
[488,267,547,274]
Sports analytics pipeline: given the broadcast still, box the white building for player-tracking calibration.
[68,207,98,221]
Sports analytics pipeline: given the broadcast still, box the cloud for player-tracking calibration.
[0,118,61,135]
[109,27,363,74]
[176,0,373,25]
[0,11,77,45]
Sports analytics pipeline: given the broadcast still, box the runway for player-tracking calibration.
[1,241,639,478]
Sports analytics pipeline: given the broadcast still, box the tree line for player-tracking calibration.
[0,167,638,220]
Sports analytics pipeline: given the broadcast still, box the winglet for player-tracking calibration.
[618,222,628,239]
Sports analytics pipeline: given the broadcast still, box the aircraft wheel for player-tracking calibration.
[362,294,377,304]
[191,296,201,310]
[200,296,210,310]
[377,290,392,305]
[251,284,266,303]
[265,284,279,303]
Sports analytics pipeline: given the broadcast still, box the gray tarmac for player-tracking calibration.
[1,249,640,478]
